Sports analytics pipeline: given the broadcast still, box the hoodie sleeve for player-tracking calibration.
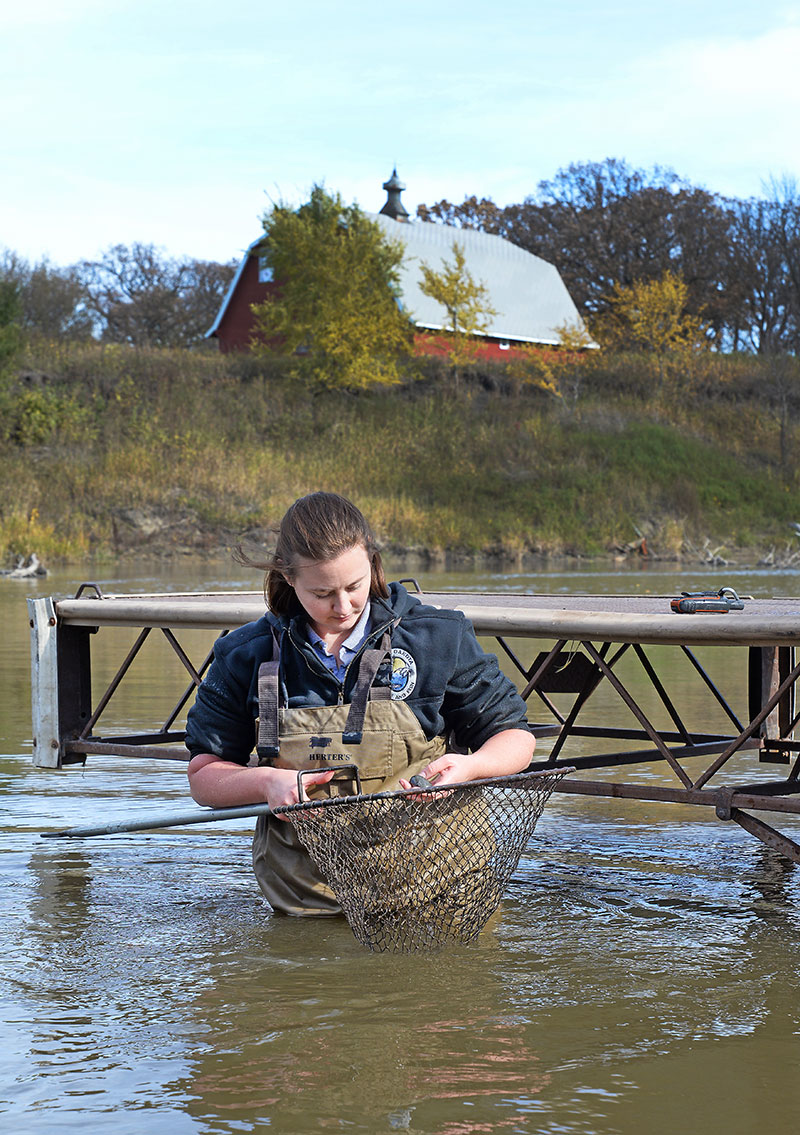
[184,654,256,764]
[440,617,531,752]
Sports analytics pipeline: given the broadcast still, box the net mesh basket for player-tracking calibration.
[286,767,569,953]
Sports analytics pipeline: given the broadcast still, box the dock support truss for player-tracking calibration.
[27,592,800,861]
[28,596,218,768]
[494,633,800,862]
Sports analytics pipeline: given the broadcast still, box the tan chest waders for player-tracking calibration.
[251,631,446,914]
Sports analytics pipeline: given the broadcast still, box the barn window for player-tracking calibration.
[258,257,274,283]
[498,341,510,351]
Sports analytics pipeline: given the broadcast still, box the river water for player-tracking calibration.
[3,557,800,1134]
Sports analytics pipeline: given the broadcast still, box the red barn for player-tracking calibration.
[207,171,592,356]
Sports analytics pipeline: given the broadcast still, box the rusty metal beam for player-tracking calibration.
[545,643,620,763]
[161,627,203,686]
[685,645,745,732]
[78,628,151,739]
[632,644,693,744]
[725,809,800,863]
[554,777,800,815]
[582,641,694,788]
[65,739,190,762]
[532,736,760,772]
[161,640,218,733]
[693,653,800,788]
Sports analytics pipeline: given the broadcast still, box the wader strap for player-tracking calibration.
[343,632,392,744]
[257,628,394,756]
[256,628,281,760]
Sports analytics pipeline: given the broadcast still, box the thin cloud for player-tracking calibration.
[4,2,800,262]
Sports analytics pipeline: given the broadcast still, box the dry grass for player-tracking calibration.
[1,341,799,563]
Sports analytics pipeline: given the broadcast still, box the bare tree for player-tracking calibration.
[500,161,732,331]
[416,195,504,232]
[78,243,236,348]
[729,182,800,354]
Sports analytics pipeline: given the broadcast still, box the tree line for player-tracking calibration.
[0,244,236,349]
[417,158,800,354]
[2,156,800,358]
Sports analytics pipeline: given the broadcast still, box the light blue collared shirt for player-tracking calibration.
[306,604,372,683]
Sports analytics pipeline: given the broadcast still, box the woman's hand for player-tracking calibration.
[398,752,471,791]
[398,729,534,791]
[264,766,336,819]
[187,753,334,821]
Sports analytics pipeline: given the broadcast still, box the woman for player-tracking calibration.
[185,492,534,914]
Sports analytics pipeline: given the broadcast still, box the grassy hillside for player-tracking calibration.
[1,340,799,565]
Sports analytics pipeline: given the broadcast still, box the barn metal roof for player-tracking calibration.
[367,213,590,346]
[207,214,591,347]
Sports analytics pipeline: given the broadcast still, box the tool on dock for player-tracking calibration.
[670,587,746,614]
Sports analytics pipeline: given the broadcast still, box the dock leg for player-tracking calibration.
[719,805,800,864]
[28,597,60,767]
[28,597,92,768]
[750,646,796,763]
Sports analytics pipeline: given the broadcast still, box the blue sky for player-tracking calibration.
[3,0,799,267]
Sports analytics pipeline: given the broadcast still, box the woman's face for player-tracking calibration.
[287,544,372,642]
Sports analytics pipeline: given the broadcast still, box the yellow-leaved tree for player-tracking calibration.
[609,271,704,352]
[597,271,707,391]
[418,241,497,382]
[251,186,413,390]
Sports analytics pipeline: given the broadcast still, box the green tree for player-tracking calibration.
[418,240,497,380]
[0,277,22,375]
[1,248,93,341]
[252,185,413,389]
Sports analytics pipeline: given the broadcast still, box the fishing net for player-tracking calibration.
[286,768,570,953]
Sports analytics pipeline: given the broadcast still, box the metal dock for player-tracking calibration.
[28,586,800,859]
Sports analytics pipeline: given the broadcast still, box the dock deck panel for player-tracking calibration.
[52,591,800,646]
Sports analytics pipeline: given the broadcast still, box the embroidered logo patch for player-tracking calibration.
[390,648,417,700]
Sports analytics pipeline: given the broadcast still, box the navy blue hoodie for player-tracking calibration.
[185,582,530,764]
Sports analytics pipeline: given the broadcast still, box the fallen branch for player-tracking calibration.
[1,553,48,579]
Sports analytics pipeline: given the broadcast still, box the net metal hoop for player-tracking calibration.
[285,767,572,953]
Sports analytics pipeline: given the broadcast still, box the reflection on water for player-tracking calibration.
[3,558,800,1133]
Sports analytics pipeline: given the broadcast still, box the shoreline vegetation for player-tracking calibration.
[1,339,799,572]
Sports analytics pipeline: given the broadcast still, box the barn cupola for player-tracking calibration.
[379,167,410,222]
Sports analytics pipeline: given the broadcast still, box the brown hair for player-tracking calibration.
[237,492,389,616]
